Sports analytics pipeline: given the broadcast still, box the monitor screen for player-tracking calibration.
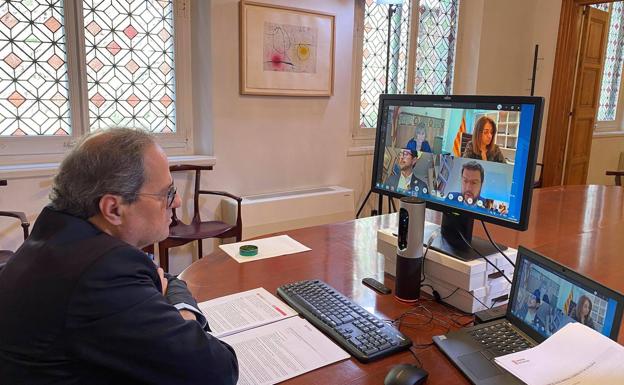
[509,250,622,340]
[371,95,543,231]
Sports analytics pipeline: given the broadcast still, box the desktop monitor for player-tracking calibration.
[371,94,544,261]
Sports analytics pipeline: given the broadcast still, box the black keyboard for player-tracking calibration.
[469,321,533,356]
[277,279,412,362]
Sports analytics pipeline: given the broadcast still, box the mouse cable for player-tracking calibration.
[480,220,515,267]
[431,283,488,321]
[456,228,512,285]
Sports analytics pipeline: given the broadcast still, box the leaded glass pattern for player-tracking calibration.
[590,3,610,12]
[598,2,624,122]
[359,0,411,129]
[83,0,176,133]
[414,0,459,95]
[0,0,71,136]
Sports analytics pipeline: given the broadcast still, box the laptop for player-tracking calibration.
[433,246,624,385]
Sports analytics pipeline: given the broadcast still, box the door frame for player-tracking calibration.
[542,0,616,186]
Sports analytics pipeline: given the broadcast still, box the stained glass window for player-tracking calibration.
[597,2,624,122]
[359,0,411,129]
[83,0,176,133]
[0,0,71,136]
[358,0,460,129]
[414,0,459,95]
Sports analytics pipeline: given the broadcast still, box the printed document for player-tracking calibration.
[221,316,350,385]
[198,287,297,338]
[494,322,624,385]
[219,235,311,263]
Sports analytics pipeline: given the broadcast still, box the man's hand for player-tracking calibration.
[157,267,168,295]
[179,309,197,321]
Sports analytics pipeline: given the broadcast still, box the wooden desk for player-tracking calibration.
[180,185,624,385]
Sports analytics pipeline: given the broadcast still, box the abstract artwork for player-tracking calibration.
[263,22,317,73]
[240,1,334,96]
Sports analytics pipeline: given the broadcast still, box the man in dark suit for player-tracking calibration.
[385,148,428,194]
[0,128,238,384]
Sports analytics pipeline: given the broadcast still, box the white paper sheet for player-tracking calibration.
[494,322,624,385]
[198,287,297,338]
[219,235,311,263]
[221,317,350,385]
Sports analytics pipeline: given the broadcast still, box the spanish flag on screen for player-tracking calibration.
[452,113,466,157]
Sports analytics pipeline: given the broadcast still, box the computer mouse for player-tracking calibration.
[384,364,429,385]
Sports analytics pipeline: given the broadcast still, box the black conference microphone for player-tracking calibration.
[395,197,425,302]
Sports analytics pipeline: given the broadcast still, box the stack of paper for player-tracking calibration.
[495,322,624,385]
[199,288,349,385]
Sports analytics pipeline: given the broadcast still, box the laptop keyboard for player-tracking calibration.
[469,322,532,356]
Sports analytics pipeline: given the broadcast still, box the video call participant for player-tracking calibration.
[571,295,596,329]
[517,289,542,325]
[463,116,506,163]
[0,128,238,385]
[456,161,486,206]
[406,123,431,153]
[385,148,428,193]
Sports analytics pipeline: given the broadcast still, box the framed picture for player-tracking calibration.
[239,1,335,96]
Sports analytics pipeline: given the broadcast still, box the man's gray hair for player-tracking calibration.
[50,128,156,219]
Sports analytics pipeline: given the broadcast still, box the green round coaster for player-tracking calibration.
[239,244,258,257]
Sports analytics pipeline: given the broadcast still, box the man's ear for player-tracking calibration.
[98,194,125,226]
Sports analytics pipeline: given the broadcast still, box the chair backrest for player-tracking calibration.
[169,164,214,224]
[460,132,473,154]
[0,180,30,240]
[0,180,30,270]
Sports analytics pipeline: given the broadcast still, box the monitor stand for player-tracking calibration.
[423,213,507,262]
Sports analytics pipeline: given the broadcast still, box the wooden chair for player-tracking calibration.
[0,180,30,271]
[534,163,544,188]
[605,152,624,186]
[606,171,623,186]
[156,165,242,272]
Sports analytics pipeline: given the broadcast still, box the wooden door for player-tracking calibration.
[564,6,609,185]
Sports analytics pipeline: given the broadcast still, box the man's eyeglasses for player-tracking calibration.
[398,150,413,158]
[136,183,177,208]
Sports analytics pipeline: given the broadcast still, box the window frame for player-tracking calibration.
[594,1,624,135]
[0,0,193,165]
[352,0,458,145]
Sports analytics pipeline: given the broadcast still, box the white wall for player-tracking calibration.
[588,135,624,184]
[454,0,561,163]
[0,0,566,274]
[1,0,365,274]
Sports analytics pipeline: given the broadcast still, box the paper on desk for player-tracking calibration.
[494,322,624,385]
[221,316,350,385]
[198,287,297,338]
[219,235,311,263]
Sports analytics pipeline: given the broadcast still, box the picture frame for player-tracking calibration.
[239,1,335,96]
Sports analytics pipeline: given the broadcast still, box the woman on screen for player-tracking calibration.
[406,124,431,153]
[463,116,506,163]
[572,295,595,329]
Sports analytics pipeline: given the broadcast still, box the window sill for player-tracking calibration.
[0,155,217,180]
[593,131,624,138]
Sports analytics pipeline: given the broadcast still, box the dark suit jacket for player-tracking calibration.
[385,172,428,193]
[0,206,238,385]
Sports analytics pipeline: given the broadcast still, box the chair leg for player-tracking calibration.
[197,239,203,260]
[158,244,169,273]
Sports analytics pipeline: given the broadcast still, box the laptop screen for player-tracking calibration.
[508,247,623,341]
